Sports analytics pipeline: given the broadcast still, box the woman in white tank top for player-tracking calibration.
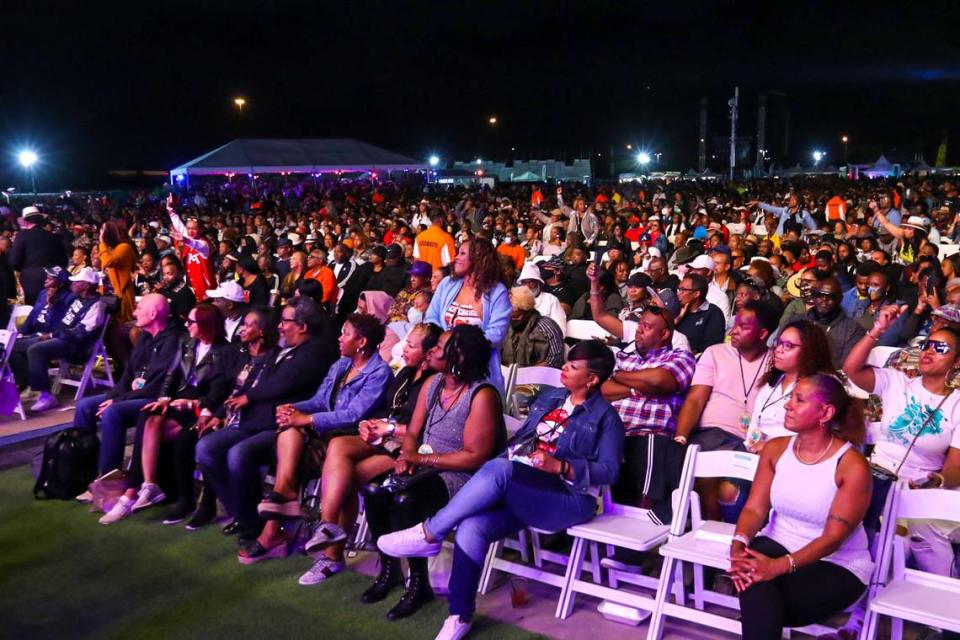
[730,374,873,639]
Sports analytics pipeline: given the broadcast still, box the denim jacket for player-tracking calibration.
[511,387,625,494]
[293,352,393,434]
[426,275,512,393]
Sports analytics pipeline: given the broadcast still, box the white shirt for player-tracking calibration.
[225,316,242,342]
[747,377,795,443]
[706,280,731,323]
[871,368,960,482]
[534,291,567,336]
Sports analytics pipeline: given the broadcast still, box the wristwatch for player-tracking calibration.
[386,420,397,436]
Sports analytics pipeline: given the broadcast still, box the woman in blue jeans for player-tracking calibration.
[378,340,625,640]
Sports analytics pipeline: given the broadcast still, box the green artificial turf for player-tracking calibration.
[0,467,542,640]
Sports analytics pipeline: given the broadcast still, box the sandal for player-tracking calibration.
[238,540,289,565]
[257,491,302,519]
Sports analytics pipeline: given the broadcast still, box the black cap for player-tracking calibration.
[627,272,652,288]
[385,244,403,260]
[371,245,387,260]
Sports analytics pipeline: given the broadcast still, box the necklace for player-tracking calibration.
[794,434,835,465]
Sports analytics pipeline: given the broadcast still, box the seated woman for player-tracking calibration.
[842,308,960,639]
[378,340,624,638]
[285,323,441,588]
[98,303,237,525]
[730,374,872,640]
[240,313,394,564]
[350,325,505,621]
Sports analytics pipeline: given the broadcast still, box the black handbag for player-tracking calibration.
[381,467,440,494]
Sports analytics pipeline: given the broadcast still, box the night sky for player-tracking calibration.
[3,1,960,190]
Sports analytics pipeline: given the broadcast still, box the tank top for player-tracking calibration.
[760,437,873,584]
[421,377,485,498]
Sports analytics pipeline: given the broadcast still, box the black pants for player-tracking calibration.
[739,537,867,640]
[361,474,450,579]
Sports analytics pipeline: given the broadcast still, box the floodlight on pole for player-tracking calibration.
[429,155,440,167]
[234,97,246,112]
[813,150,824,165]
[18,149,38,194]
[637,152,651,166]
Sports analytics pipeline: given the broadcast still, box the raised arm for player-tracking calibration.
[586,263,624,339]
[841,304,904,392]
[166,197,209,259]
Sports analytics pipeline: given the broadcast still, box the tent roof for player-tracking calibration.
[170,139,425,176]
[511,170,541,182]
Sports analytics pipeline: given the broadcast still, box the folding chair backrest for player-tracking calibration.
[599,444,699,527]
[504,414,524,439]
[512,365,562,389]
[867,346,898,368]
[501,364,515,396]
[0,329,15,368]
[566,319,615,342]
[880,482,960,584]
[692,450,759,482]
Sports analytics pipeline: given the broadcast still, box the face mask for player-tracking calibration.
[503,236,514,245]
[867,285,883,298]
[407,307,424,324]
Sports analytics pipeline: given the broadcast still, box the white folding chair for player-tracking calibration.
[647,450,760,638]
[500,363,516,399]
[566,319,616,342]
[555,444,700,620]
[867,346,898,368]
[863,483,960,640]
[7,304,33,332]
[507,365,562,417]
[0,329,25,420]
[51,321,114,400]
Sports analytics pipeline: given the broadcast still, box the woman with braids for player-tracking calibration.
[425,238,512,393]
[353,326,505,620]
[731,373,872,640]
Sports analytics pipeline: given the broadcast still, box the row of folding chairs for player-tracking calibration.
[477,445,929,639]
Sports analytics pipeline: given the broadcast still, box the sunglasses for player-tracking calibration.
[812,290,840,300]
[920,339,953,355]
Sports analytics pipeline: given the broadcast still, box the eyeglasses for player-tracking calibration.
[775,340,801,351]
[279,317,299,325]
[677,286,696,292]
[811,290,839,300]
[920,339,953,355]
[185,318,198,325]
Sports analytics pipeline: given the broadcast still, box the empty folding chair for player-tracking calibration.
[507,365,562,418]
[0,329,26,420]
[863,482,960,640]
[565,319,616,343]
[554,444,700,620]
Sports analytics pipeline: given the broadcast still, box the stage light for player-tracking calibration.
[813,150,824,164]
[429,155,440,167]
[18,150,38,168]
[637,152,651,166]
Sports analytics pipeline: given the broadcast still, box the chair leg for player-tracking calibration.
[519,528,531,564]
[75,363,91,400]
[648,556,677,640]
[693,563,704,610]
[589,541,602,583]
[51,362,66,395]
[672,560,686,606]
[891,617,903,640]
[860,610,878,640]
[555,537,586,619]
[478,540,502,595]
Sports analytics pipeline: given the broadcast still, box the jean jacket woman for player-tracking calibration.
[426,276,512,393]
[292,352,394,434]
[511,387,625,494]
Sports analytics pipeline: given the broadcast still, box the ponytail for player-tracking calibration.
[803,373,866,445]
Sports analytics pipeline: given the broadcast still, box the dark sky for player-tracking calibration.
[3,0,960,189]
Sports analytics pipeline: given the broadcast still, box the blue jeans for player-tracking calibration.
[195,427,276,538]
[73,393,153,475]
[426,458,597,620]
[27,338,79,392]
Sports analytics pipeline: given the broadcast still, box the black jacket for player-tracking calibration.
[231,336,331,433]
[10,227,68,303]
[366,264,407,297]
[106,324,183,402]
[159,338,240,411]
[158,279,197,324]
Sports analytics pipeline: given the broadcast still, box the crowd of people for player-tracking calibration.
[6,171,960,640]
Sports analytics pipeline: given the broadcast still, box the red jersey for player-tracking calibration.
[181,241,217,301]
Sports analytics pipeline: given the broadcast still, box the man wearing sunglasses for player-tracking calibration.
[785,277,865,369]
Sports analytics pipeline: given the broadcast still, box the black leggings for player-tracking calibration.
[739,537,867,640]
[361,474,450,578]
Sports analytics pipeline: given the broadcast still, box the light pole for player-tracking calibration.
[841,135,849,164]
[813,150,824,166]
[637,152,651,171]
[18,150,38,194]
[488,116,497,126]
[234,97,246,113]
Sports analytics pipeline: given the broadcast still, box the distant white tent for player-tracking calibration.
[510,170,541,182]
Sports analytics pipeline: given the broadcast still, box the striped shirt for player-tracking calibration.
[612,346,696,436]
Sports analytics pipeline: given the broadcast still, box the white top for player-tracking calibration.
[871,368,960,482]
[706,281,732,323]
[534,291,568,337]
[224,316,242,342]
[761,437,873,584]
[746,376,794,443]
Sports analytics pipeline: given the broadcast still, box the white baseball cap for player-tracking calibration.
[205,280,245,303]
[689,255,716,271]
[69,267,101,285]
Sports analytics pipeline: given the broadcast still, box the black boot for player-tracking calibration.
[386,558,434,621]
[361,553,404,604]
[185,485,218,531]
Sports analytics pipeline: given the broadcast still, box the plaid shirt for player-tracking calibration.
[612,346,696,436]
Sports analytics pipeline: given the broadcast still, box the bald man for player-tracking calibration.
[74,293,183,479]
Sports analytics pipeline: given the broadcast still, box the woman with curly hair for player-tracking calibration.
[425,238,512,393]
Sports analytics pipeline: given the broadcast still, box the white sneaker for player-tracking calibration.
[31,392,60,413]
[132,483,166,512]
[377,523,442,558]
[298,556,344,585]
[435,615,471,640]
[75,490,93,503]
[99,496,136,525]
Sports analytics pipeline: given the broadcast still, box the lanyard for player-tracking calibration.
[737,351,768,409]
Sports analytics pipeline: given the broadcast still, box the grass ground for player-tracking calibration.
[0,467,542,640]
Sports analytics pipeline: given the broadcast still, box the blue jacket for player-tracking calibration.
[293,352,393,434]
[759,203,818,235]
[22,289,74,335]
[512,387,625,494]
[426,276,512,393]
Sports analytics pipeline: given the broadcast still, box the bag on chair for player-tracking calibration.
[32,428,100,500]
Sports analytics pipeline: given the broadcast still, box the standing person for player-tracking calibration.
[566,197,599,247]
[167,195,217,302]
[10,207,68,305]
[425,238,512,393]
[731,374,872,640]
[414,209,456,271]
[377,340,623,637]
[99,221,138,323]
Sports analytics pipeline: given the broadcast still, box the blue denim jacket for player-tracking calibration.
[293,353,393,433]
[511,387,625,494]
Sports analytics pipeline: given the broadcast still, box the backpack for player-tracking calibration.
[32,428,100,500]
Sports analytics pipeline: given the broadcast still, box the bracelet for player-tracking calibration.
[732,533,751,547]
[590,290,602,297]
[931,472,945,488]
[785,553,797,574]
[865,332,880,341]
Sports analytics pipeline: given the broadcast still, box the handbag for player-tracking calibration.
[381,467,439,494]
[88,469,127,513]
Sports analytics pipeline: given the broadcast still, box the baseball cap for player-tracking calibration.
[689,254,716,271]
[44,266,69,283]
[407,260,432,278]
[371,245,387,260]
[932,304,960,325]
[385,244,403,260]
[627,272,652,288]
[206,280,245,303]
[69,267,100,285]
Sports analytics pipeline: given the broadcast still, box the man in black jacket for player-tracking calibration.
[73,293,182,476]
[156,257,197,324]
[196,297,332,542]
[10,207,68,304]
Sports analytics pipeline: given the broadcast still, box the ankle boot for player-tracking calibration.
[361,552,404,603]
[386,558,434,621]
